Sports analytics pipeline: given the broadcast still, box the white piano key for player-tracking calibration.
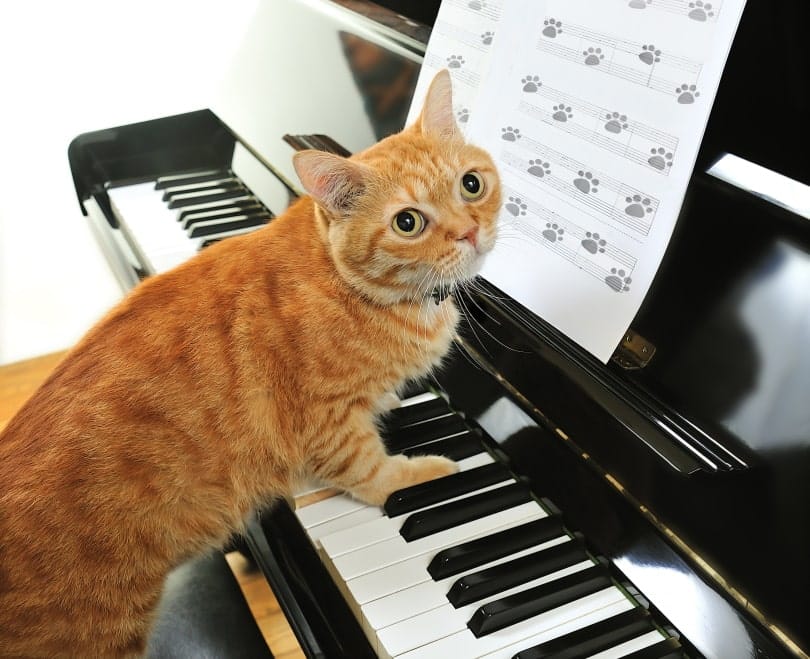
[320,475,513,561]
[307,505,385,543]
[357,535,573,629]
[587,630,665,659]
[108,183,197,273]
[394,590,633,659]
[375,560,596,657]
[108,182,267,275]
[331,502,545,580]
[317,453,498,556]
[297,451,494,530]
[397,391,440,407]
[296,493,370,529]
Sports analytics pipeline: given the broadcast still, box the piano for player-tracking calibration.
[68,0,809,657]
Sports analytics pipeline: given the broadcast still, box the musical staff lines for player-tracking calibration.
[448,0,503,22]
[626,0,723,23]
[498,135,659,238]
[434,20,494,53]
[537,18,704,102]
[501,186,637,292]
[517,80,678,174]
[424,52,483,90]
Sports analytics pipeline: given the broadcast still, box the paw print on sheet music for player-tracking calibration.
[604,112,628,134]
[676,83,700,104]
[481,31,494,45]
[688,1,714,21]
[606,268,632,292]
[639,45,661,65]
[552,104,573,122]
[625,194,653,217]
[457,108,470,124]
[542,19,562,38]
[583,48,604,66]
[628,0,652,8]
[527,160,551,178]
[574,171,599,194]
[582,232,606,254]
[447,55,465,69]
[543,223,564,242]
[468,0,486,10]
[505,196,528,216]
[521,76,542,93]
[501,126,521,141]
[648,147,673,170]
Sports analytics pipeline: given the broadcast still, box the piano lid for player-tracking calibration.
[212,0,426,196]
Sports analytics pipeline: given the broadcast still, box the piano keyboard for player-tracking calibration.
[293,390,687,659]
[106,169,274,275]
[101,139,298,279]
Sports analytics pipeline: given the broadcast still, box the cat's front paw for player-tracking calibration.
[350,454,458,506]
[407,454,459,485]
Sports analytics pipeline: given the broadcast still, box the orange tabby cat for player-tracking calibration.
[0,69,500,658]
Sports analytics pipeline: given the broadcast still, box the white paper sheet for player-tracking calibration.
[408,0,747,362]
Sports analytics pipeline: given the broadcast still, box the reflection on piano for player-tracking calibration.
[68,0,809,657]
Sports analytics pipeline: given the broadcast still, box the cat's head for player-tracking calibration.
[293,70,501,306]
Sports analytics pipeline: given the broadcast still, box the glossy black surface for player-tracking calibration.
[430,0,810,652]
[428,515,565,580]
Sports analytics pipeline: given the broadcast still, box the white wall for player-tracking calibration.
[0,0,259,364]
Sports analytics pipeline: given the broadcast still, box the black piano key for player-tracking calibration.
[199,226,261,249]
[428,515,566,580]
[188,213,270,238]
[168,188,248,209]
[384,462,512,517]
[467,562,612,638]
[620,637,683,659]
[383,414,469,453]
[177,198,262,222]
[180,204,265,229]
[512,606,654,658]
[161,179,241,201]
[400,430,486,462]
[447,536,588,607]
[155,169,230,189]
[382,397,452,430]
[399,481,533,542]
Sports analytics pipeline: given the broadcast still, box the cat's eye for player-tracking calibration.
[392,209,426,237]
[460,171,485,200]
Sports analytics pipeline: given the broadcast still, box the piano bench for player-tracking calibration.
[146,550,274,659]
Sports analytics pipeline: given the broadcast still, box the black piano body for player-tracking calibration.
[68,0,809,657]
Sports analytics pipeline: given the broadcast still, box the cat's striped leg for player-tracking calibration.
[308,423,458,506]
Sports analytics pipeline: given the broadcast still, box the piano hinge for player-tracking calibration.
[611,329,656,370]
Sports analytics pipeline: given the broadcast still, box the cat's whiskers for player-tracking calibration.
[451,265,528,356]
[444,271,491,371]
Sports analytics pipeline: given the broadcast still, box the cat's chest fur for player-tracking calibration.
[234,207,460,419]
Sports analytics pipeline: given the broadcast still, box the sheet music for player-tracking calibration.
[408,0,747,362]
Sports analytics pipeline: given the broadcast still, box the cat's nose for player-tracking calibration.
[457,225,479,249]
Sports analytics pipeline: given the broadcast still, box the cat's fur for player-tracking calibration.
[0,70,500,658]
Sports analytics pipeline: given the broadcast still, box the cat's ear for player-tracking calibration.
[417,69,458,139]
[293,150,373,217]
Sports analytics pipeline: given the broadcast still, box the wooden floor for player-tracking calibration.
[0,351,304,659]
